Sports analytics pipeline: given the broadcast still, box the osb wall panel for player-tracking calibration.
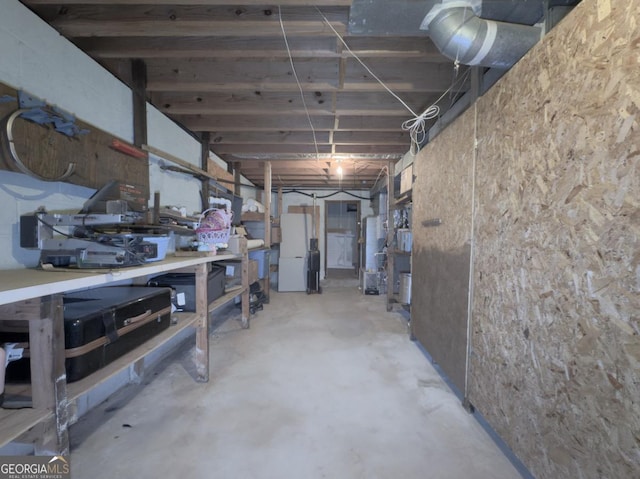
[411,106,475,395]
[469,1,640,478]
[0,83,149,197]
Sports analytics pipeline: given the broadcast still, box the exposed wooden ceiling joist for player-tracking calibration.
[74,36,447,60]
[26,0,352,5]
[19,0,472,189]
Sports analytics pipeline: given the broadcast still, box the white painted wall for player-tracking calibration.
[0,0,244,268]
[0,1,133,141]
[146,105,201,167]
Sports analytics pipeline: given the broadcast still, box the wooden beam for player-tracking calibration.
[210,131,332,145]
[194,263,209,381]
[145,58,340,91]
[150,91,439,117]
[335,144,407,155]
[262,161,271,299]
[74,36,444,60]
[238,161,328,174]
[240,238,249,329]
[179,114,410,132]
[264,161,272,246]
[222,154,397,162]
[26,0,352,5]
[343,59,467,93]
[45,6,348,38]
[212,144,333,155]
[178,115,337,132]
[234,162,242,196]
[150,91,334,116]
[201,132,210,210]
[335,115,413,131]
[332,131,411,144]
[386,161,395,312]
[216,141,408,159]
[131,59,147,147]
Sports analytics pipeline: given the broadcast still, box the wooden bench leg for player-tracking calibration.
[30,295,69,456]
[194,263,209,382]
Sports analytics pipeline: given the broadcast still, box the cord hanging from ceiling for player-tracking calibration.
[315,7,472,155]
[278,6,321,162]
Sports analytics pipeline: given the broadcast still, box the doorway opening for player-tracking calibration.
[324,200,361,278]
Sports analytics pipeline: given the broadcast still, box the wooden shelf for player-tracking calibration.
[0,408,53,449]
[0,242,251,454]
[3,287,247,433]
[66,312,199,404]
[0,254,239,306]
[208,287,244,313]
[394,191,412,205]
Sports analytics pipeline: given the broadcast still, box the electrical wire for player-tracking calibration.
[281,189,371,200]
[315,7,473,154]
[372,164,389,187]
[4,109,75,182]
[315,7,420,118]
[278,6,321,162]
[36,214,73,239]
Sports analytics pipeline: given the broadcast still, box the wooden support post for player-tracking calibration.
[234,162,242,196]
[153,191,161,225]
[277,186,283,219]
[264,161,272,246]
[241,238,250,329]
[201,132,211,211]
[131,59,147,148]
[194,262,209,382]
[30,295,69,455]
[263,161,272,298]
[386,161,395,312]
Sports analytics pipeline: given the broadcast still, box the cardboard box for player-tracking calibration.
[249,249,269,279]
[400,164,413,194]
[271,225,281,244]
[227,235,242,254]
[249,259,259,284]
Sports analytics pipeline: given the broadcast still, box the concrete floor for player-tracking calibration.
[69,277,522,479]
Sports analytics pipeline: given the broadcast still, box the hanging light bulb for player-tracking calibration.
[337,164,343,178]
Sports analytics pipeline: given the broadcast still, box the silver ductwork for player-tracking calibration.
[420,1,542,69]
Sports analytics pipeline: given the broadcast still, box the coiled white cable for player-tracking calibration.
[316,7,471,155]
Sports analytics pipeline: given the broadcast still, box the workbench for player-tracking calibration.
[0,242,249,455]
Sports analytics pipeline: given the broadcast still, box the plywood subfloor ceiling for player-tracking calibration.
[20,0,542,189]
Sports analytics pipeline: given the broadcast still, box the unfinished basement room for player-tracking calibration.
[0,1,637,478]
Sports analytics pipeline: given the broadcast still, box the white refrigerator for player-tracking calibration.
[278,213,312,292]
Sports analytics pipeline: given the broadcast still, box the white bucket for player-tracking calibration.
[399,272,412,304]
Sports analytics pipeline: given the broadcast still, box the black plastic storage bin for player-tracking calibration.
[147,263,226,312]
